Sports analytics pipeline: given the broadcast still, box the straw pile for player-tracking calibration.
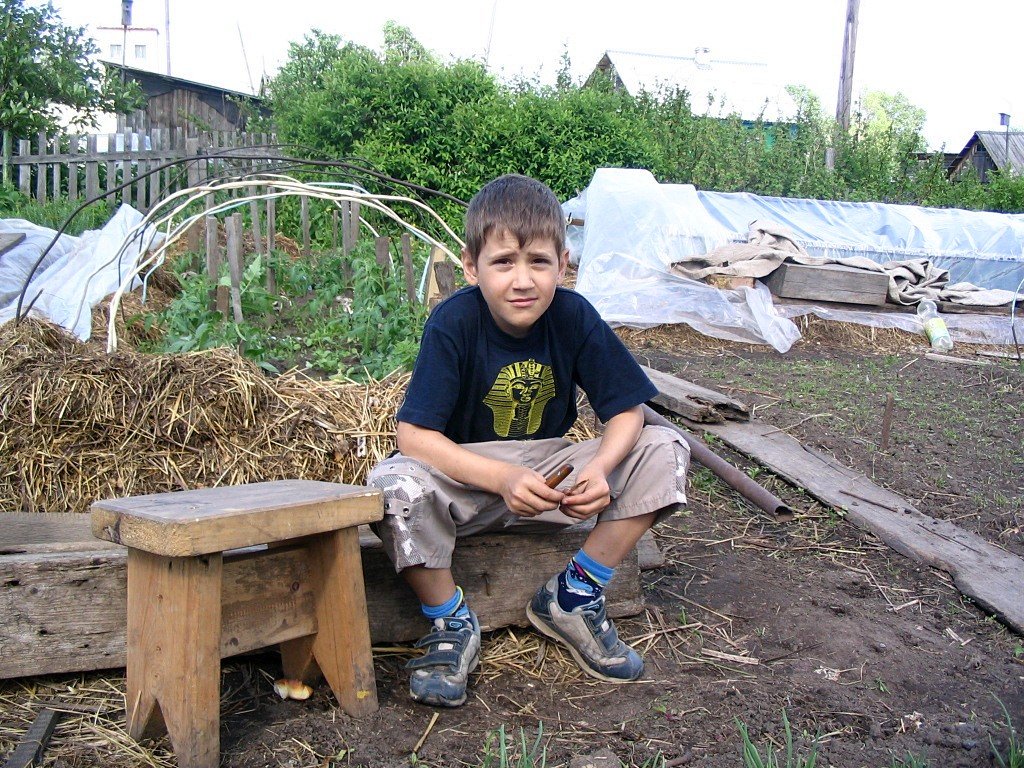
[0,319,598,515]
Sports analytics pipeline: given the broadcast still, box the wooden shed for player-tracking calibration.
[947,130,1024,182]
[103,62,270,133]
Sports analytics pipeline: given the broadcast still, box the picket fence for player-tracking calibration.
[0,128,275,212]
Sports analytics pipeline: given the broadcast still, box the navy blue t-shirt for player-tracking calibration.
[397,286,657,444]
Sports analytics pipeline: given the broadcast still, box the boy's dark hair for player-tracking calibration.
[464,174,566,261]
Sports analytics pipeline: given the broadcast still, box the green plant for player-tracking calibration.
[480,724,548,768]
[990,696,1024,768]
[736,710,819,768]
[147,240,428,379]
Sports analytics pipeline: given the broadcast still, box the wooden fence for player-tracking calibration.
[0,128,275,212]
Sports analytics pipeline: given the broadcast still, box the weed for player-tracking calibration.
[874,677,890,694]
[736,709,819,768]
[990,696,1024,768]
[480,724,548,768]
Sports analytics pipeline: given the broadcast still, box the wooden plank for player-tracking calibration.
[3,708,63,768]
[0,526,642,678]
[90,480,383,556]
[85,136,99,201]
[693,417,1024,633]
[641,364,750,423]
[764,262,888,306]
[0,233,26,258]
[0,512,118,554]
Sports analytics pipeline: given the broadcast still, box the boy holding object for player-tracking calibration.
[368,174,689,706]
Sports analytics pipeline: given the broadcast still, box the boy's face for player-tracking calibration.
[462,229,568,338]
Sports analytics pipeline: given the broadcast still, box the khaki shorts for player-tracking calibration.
[367,425,690,572]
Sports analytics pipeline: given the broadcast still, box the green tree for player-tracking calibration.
[0,0,142,137]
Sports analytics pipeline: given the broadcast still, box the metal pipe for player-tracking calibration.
[642,404,794,522]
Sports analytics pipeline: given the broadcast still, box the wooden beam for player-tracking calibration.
[0,526,642,679]
[641,364,750,423]
[692,416,1024,634]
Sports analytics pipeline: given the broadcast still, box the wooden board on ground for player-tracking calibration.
[641,364,750,423]
[0,232,26,257]
[0,518,642,679]
[763,262,889,306]
[690,417,1024,634]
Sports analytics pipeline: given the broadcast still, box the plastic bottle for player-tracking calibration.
[917,299,953,352]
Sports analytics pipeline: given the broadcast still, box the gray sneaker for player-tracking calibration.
[405,610,481,707]
[526,576,643,682]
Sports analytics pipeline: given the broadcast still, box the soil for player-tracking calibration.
[3,326,1023,768]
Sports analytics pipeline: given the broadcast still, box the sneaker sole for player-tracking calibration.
[526,603,641,683]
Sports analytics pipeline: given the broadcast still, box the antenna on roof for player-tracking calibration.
[238,22,255,93]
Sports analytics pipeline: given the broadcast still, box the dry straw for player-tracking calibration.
[0,319,597,515]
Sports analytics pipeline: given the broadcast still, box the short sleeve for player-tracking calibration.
[396,320,462,432]
[573,319,657,422]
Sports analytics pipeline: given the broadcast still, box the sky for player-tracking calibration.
[46,0,1024,152]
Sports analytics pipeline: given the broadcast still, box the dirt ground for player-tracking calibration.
[2,322,1022,768]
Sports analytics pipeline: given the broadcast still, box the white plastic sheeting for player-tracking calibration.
[0,205,157,341]
[565,169,1023,348]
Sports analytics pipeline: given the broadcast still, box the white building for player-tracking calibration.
[92,25,165,75]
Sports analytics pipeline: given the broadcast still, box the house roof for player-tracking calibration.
[948,130,1024,177]
[101,62,264,103]
[588,49,797,121]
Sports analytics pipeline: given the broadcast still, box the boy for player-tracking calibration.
[368,174,689,707]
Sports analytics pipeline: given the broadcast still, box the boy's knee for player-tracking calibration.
[368,457,432,517]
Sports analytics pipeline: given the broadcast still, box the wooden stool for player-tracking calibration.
[91,480,383,768]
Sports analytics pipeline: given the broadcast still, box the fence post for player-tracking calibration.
[375,236,391,276]
[266,189,276,293]
[35,132,47,203]
[301,195,311,258]
[206,215,222,313]
[185,137,202,253]
[2,130,12,187]
[51,133,61,203]
[18,139,30,196]
[85,135,99,201]
[401,233,416,303]
[225,213,244,324]
[67,135,79,201]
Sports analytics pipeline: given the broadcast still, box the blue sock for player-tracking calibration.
[421,586,471,622]
[556,549,614,612]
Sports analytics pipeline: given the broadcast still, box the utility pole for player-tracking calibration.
[835,0,860,131]
[165,0,171,75]
[827,0,860,170]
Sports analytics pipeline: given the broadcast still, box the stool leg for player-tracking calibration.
[283,527,378,716]
[127,550,223,768]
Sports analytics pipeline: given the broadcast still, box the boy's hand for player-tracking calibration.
[499,465,565,517]
[559,466,611,520]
